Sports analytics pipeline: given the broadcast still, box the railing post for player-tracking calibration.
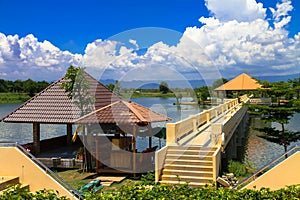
[211,123,222,146]
[192,116,197,132]
[221,104,224,114]
[166,123,177,145]
[206,110,210,123]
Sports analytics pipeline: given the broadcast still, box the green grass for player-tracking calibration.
[56,169,141,192]
[0,92,31,104]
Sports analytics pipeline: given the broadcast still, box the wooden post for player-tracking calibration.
[149,125,152,148]
[33,122,40,155]
[66,123,72,145]
[95,136,99,172]
[133,125,137,176]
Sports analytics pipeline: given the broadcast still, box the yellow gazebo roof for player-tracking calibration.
[214,73,262,91]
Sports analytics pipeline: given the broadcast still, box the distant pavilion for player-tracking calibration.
[214,73,263,98]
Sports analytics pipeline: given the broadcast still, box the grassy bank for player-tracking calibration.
[0,93,31,104]
[121,92,176,98]
[0,92,178,104]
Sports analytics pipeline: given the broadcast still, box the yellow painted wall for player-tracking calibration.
[245,152,300,190]
[0,147,78,199]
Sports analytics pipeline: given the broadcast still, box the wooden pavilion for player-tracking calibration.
[74,100,171,174]
[0,72,121,155]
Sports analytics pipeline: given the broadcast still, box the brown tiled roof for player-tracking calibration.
[214,73,262,91]
[74,100,171,124]
[1,72,121,124]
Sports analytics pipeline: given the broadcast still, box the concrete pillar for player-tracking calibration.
[192,116,197,132]
[166,123,177,145]
[66,123,72,145]
[33,122,40,155]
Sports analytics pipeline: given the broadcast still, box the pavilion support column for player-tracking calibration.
[148,125,152,148]
[95,136,99,173]
[66,124,72,145]
[33,122,40,155]
[133,125,137,177]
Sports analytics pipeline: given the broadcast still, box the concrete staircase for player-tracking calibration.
[0,176,29,194]
[160,145,217,187]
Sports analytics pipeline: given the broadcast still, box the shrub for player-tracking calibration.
[227,160,255,177]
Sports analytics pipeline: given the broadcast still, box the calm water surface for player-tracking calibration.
[1,98,299,168]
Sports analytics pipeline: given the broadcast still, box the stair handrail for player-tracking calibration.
[233,145,300,189]
[0,142,84,200]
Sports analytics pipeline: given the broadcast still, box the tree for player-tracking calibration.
[24,79,37,97]
[61,65,95,171]
[268,81,291,105]
[212,78,228,89]
[106,83,115,91]
[194,86,210,103]
[248,104,300,158]
[159,81,169,94]
[288,75,300,99]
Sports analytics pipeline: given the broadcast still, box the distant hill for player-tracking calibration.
[100,73,300,89]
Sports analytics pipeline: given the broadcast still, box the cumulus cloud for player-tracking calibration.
[81,0,299,81]
[0,0,299,82]
[204,0,266,22]
[0,33,81,80]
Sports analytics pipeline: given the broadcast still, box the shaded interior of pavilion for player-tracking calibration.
[74,100,170,174]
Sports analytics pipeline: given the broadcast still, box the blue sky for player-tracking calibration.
[0,0,299,82]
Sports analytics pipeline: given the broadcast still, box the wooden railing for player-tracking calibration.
[166,98,239,145]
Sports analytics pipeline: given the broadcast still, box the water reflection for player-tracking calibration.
[244,113,300,168]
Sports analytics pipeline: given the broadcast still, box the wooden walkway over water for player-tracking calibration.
[155,95,250,186]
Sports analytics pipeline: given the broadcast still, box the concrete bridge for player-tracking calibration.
[155,94,250,187]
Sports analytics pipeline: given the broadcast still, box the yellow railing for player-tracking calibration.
[155,146,168,182]
[212,147,222,181]
[166,98,240,145]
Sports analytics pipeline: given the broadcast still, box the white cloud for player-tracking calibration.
[204,0,266,22]
[0,0,299,82]
[0,33,82,80]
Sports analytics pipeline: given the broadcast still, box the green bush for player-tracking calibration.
[84,183,300,199]
[0,184,69,200]
[227,160,255,177]
[140,172,155,185]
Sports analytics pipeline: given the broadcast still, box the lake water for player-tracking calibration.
[1,98,299,168]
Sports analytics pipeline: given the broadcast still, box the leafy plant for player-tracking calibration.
[0,184,69,200]
[140,172,155,185]
[227,160,255,177]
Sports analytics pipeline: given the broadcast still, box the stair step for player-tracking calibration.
[160,180,208,188]
[161,175,213,184]
[168,146,217,151]
[167,149,215,156]
[0,183,29,195]
[165,159,213,166]
[164,164,213,171]
[166,154,212,161]
[163,169,213,177]
[0,176,19,191]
